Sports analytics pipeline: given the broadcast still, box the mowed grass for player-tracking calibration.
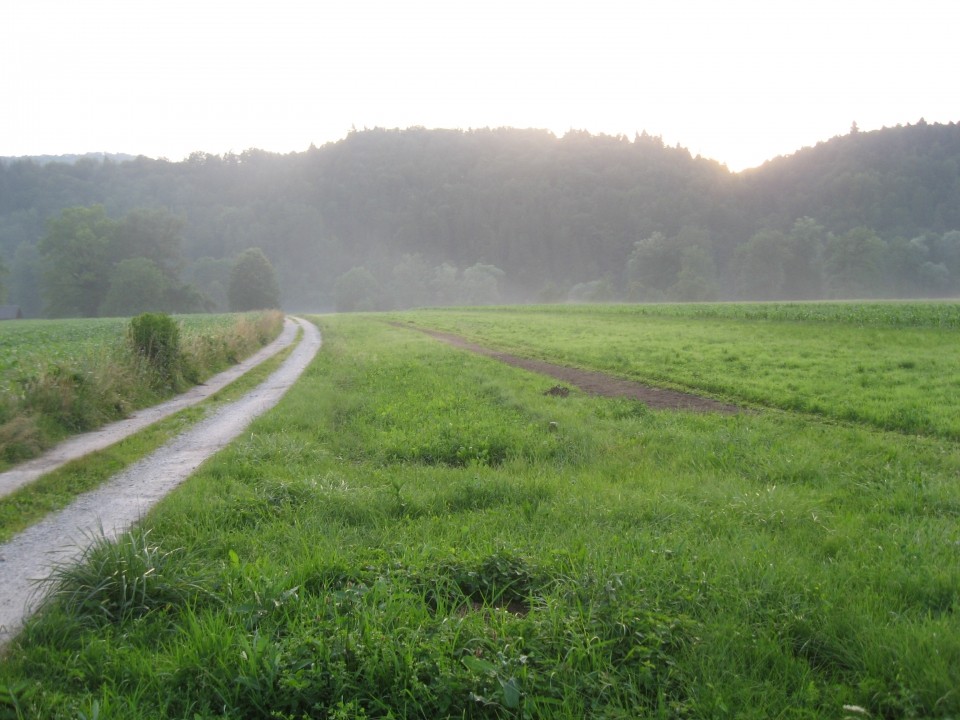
[1,313,957,718]
[393,301,960,439]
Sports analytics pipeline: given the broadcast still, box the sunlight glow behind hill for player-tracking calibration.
[2,0,958,170]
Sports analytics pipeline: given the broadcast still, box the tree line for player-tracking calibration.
[1,121,958,315]
[5,204,279,317]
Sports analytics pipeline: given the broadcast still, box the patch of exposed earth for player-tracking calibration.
[410,325,741,414]
[0,317,322,646]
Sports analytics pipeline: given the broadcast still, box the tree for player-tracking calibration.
[186,256,233,311]
[734,229,790,300]
[822,227,887,298]
[388,253,434,309]
[39,205,116,317]
[885,235,930,296]
[672,245,717,301]
[627,232,680,300]
[333,266,382,312]
[932,230,960,278]
[782,217,825,299]
[461,263,505,305]
[0,254,7,303]
[568,279,615,302]
[918,260,951,296]
[432,263,460,306]
[99,258,169,317]
[111,208,186,281]
[228,248,280,311]
[8,242,41,316]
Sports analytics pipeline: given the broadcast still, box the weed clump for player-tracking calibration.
[37,529,210,628]
[128,312,183,390]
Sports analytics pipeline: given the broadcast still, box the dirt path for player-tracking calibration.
[0,316,301,499]
[412,326,741,414]
[0,317,322,645]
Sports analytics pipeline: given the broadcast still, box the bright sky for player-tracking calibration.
[2,0,957,171]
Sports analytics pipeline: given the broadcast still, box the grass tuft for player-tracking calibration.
[36,528,212,629]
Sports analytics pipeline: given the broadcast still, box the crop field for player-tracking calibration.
[0,315,249,392]
[0,305,955,717]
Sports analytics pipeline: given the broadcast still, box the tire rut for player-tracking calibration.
[403,324,741,414]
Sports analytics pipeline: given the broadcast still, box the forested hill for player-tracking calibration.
[1,121,958,315]
[740,120,960,235]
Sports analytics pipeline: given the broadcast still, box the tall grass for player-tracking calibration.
[2,314,957,718]
[0,334,299,544]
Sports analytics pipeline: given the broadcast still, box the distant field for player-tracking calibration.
[394,301,960,439]
[0,318,125,392]
[2,309,956,718]
[529,300,960,328]
[0,315,243,392]
[0,314,244,383]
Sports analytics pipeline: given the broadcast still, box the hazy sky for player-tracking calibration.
[3,0,957,171]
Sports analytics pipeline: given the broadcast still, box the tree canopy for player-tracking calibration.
[228,247,280,311]
[37,205,204,317]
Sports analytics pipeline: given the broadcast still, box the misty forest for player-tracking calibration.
[1,120,959,317]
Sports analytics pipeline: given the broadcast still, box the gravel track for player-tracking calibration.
[0,317,321,646]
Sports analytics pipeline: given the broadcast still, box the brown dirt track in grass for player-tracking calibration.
[406,325,741,414]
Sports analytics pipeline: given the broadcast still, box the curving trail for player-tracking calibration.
[0,317,322,645]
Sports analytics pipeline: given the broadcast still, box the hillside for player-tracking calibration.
[1,122,958,314]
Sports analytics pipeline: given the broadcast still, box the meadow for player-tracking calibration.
[0,305,956,718]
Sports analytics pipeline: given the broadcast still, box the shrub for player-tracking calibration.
[128,313,182,388]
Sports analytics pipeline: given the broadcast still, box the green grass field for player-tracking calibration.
[1,305,958,718]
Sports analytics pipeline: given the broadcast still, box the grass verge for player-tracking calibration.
[0,338,297,544]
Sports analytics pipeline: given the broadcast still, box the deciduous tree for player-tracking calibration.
[39,205,116,317]
[734,230,790,300]
[99,258,169,317]
[333,266,382,312]
[228,247,281,311]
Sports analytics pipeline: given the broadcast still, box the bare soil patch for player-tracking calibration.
[407,325,741,414]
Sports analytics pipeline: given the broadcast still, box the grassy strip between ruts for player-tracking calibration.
[1,313,956,719]
[390,302,960,440]
[0,334,299,544]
